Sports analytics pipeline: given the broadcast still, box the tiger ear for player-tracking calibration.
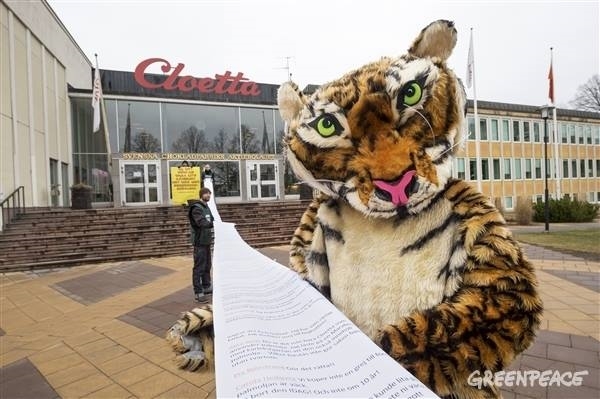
[407,20,457,61]
[278,82,305,123]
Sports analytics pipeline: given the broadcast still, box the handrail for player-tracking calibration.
[0,186,25,232]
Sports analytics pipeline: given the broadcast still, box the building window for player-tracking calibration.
[490,119,499,141]
[469,158,478,180]
[480,119,488,141]
[274,113,285,153]
[481,159,490,180]
[525,159,532,179]
[240,108,277,154]
[468,117,475,140]
[535,159,542,179]
[523,121,530,142]
[560,123,568,143]
[588,193,596,203]
[563,160,569,178]
[162,102,240,153]
[589,160,594,177]
[514,158,522,179]
[456,158,466,180]
[580,160,586,178]
[596,160,600,177]
[211,161,241,197]
[577,125,584,144]
[492,158,500,180]
[585,126,592,144]
[71,98,112,203]
[572,160,577,178]
[503,158,511,179]
[513,121,520,142]
[116,101,162,153]
[569,125,576,144]
[504,196,513,210]
[502,119,510,141]
[533,122,541,142]
[50,159,59,207]
[593,126,600,144]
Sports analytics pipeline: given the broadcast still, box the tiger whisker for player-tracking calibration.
[297,178,344,187]
[406,105,436,146]
[405,104,468,162]
[432,134,467,162]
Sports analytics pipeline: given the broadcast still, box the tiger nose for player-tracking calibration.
[373,171,418,206]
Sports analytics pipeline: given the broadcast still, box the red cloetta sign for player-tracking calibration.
[134,58,261,96]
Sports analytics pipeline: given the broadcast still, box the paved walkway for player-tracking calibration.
[1,242,598,399]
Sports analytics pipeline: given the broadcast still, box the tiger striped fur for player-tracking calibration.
[278,20,542,399]
[165,306,214,372]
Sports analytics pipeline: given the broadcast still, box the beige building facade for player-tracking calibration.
[458,101,600,211]
[1,0,91,213]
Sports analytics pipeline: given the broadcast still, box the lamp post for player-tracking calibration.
[540,105,555,232]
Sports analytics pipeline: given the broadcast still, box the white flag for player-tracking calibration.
[466,29,474,89]
[92,65,102,133]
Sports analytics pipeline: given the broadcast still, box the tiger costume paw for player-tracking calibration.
[165,305,214,371]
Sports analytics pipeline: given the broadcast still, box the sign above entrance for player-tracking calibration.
[122,153,279,161]
[134,58,261,96]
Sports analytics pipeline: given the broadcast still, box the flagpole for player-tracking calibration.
[467,28,482,192]
[95,54,113,204]
[549,47,561,199]
[95,55,112,167]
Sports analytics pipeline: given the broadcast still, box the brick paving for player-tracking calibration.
[0,358,59,399]
[542,269,600,293]
[0,244,599,399]
[52,261,174,305]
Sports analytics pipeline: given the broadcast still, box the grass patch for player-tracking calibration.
[514,229,600,257]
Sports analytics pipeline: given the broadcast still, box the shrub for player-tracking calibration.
[533,197,599,223]
[515,197,534,225]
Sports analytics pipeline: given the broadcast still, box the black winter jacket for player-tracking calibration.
[188,200,214,246]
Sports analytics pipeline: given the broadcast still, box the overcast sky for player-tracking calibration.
[47,0,599,109]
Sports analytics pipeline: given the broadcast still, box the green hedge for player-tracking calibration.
[533,198,599,223]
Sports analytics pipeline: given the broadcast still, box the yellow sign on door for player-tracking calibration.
[170,166,200,205]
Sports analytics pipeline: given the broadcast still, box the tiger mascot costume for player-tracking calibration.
[166,20,542,399]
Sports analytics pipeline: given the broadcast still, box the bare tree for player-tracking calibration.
[132,131,161,152]
[213,129,229,153]
[570,74,600,112]
[228,134,240,153]
[172,125,210,153]
[241,124,259,153]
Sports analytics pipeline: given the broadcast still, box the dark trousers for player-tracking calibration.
[193,245,212,294]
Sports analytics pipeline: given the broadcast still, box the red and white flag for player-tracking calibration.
[92,63,102,132]
[466,29,474,89]
[548,55,555,104]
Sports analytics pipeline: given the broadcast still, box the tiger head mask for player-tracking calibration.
[278,20,467,218]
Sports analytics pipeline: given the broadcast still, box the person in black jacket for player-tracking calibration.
[188,187,214,301]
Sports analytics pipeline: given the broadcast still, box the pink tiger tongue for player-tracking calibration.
[373,170,417,206]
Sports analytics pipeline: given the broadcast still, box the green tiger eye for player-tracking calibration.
[317,116,337,137]
[403,82,422,106]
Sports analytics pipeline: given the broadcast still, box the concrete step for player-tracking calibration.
[0,200,310,272]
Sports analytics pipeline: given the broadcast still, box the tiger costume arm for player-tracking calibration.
[290,180,541,398]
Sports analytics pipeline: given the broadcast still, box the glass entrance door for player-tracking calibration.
[120,161,161,205]
[246,161,278,200]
